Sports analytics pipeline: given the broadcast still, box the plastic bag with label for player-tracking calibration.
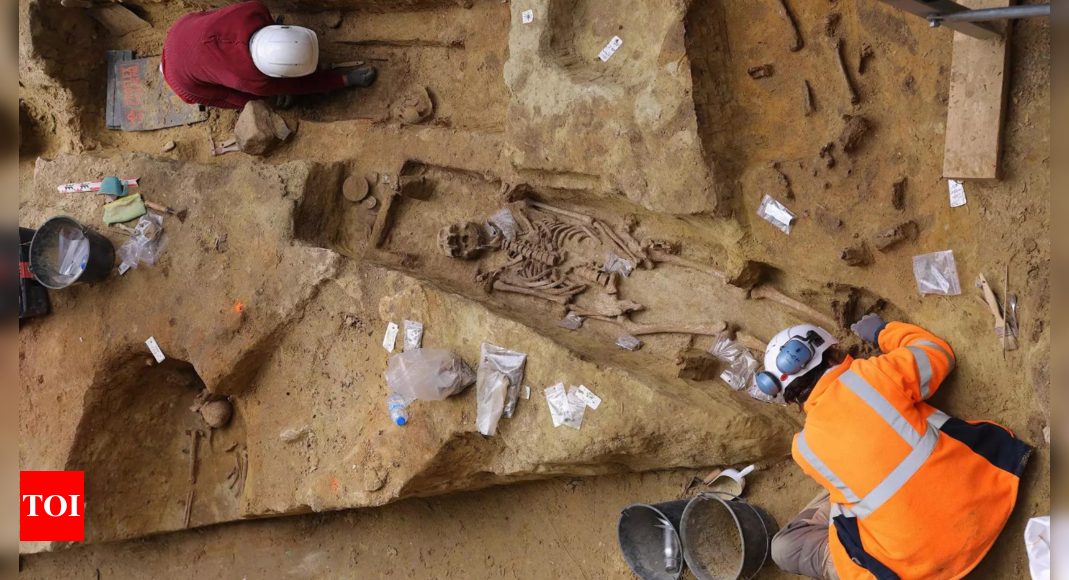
[384,349,476,404]
[544,383,585,430]
[912,250,962,296]
[117,213,167,269]
[476,343,527,435]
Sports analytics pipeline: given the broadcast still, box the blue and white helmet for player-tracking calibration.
[755,324,838,397]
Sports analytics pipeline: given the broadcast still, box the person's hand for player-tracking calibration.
[343,66,377,88]
[851,313,887,343]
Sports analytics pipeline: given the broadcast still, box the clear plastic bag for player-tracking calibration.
[117,213,167,269]
[757,194,796,234]
[616,335,643,351]
[557,312,584,330]
[603,253,634,277]
[544,383,585,430]
[476,343,527,435]
[58,227,89,278]
[709,334,758,391]
[403,320,424,352]
[912,250,962,296]
[384,349,476,404]
[490,209,520,240]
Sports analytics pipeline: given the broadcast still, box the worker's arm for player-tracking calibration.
[231,71,348,97]
[870,321,956,402]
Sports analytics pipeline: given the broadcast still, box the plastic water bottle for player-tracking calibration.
[387,394,408,426]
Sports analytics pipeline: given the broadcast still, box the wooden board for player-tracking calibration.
[106,50,134,130]
[942,0,1012,181]
[108,57,208,132]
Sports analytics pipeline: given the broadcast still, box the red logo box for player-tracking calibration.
[20,471,85,542]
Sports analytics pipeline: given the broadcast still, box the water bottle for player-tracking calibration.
[387,394,408,426]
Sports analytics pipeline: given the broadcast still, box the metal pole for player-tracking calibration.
[930,3,1049,24]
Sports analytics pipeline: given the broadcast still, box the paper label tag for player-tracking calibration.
[598,36,623,62]
[118,262,131,276]
[382,322,399,352]
[948,180,967,208]
[765,203,794,226]
[145,337,166,363]
[574,385,602,410]
[525,385,531,400]
[521,9,534,23]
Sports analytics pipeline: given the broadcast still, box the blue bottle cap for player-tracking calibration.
[395,417,407,426]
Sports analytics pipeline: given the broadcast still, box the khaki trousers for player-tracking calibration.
[770,491,840,580]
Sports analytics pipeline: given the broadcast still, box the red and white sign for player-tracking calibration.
[20,471,85,542]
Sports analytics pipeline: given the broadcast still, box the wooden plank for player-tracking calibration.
[106,50,134,130]
[90,3,152,37]
[942,0,1012,181]
[113,57,208,132]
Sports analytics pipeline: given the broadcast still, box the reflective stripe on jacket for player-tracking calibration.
[792,322,1033,580]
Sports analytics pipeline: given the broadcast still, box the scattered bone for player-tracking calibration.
[224,442,239,452]
[891,177,907,210]
[186,429,203,484]
[871,221,918,252]
[648,249,728,282]
[525,200,595,224]
[859,43,875,74]
[589,316,728,338]
[750,284,839,329]
[832,38,860,105]
[747,65,774,79]
[824,13,842,38]
[818,142,836,168]
[371,194,401,249]
[675,349,720,381]
[837,115,871,153]
[161,141,177,153]
[502,237,563,267]
[802,80,815,116]
[183,490,194,529]
[772,0,803,52]
[839,243,872,267]
[568,294,644,318]
[736,332,768,353]
[234,101,291,156]
[343,175,370,202]
[831,291,860,329]
[391,87,434,125]
[200,399,233,429]
[492,280,572,305]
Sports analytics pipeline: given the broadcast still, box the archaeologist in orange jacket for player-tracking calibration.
[162,1,377,110]
[754,316,1032,580]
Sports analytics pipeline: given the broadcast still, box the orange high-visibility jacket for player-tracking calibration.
[793,322,1032,580]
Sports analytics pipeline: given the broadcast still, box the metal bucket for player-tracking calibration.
[618,500,688,580]
[29,216,115,289]
[680,492,779,580]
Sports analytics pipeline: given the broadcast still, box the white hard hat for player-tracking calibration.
[249,25,319,78]
[754,324,838,397]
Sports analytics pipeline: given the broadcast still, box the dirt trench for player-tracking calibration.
[18,0,1050,577]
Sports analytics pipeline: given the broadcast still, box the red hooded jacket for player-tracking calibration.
[162,1,346,109]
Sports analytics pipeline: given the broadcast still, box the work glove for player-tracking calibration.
[343,66,378,88]
[851,313,888,344]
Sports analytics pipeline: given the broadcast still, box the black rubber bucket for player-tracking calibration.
[618,500,688,580]
[680,492,779,580]
[29,216,115,289]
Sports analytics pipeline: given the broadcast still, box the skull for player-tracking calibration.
[437,222,488,259]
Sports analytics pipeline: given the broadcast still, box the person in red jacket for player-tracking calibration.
[162,1,376,110]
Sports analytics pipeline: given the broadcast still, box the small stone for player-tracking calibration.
[839,243,871,267]
[747,64,774,79]
[235,101,290,155]
[161,140,176,153]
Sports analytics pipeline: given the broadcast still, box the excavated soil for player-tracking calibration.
[19,0,1049,578]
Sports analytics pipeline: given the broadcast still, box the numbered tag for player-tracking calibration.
[382,322,400,353]
[598,36,623,62]
[145,337,166,363]
[574,385,602,410]
[521,9,534,23]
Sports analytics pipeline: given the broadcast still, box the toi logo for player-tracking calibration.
[20,471,85,542]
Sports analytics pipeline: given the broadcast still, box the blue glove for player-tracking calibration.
[344,66,378,88]
[851,313,887,344]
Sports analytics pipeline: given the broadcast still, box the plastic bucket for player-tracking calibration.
[29,216,115,289]
[618,500,688,580]
[680,492,779,580]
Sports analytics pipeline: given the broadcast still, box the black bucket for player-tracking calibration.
[18,227,50,319]
[618,500,688,580]
[680,492,779,580]
[29,216,115,289]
